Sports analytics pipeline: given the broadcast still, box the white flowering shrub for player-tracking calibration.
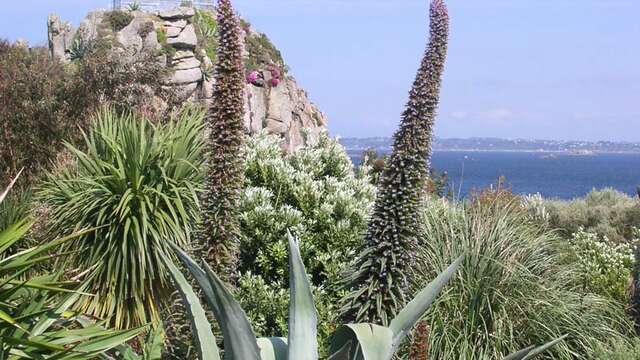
[236,132,375,342]
[570,228,635,302]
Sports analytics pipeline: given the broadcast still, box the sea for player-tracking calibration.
[346,151,640,200]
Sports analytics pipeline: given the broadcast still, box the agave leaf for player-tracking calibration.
[522,335,568,360]
[0,168,23,204]
[503,346,534,360]
[329,324,394,360]
[327,340,353,360]
[164,253,220,360]
[170,242,260,360]
[389,255,463,348]
[257,337,288,360]
[287,231,318,360]
[202,262,261,360]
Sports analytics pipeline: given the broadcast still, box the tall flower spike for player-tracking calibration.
[198,0,246,282]
[340,0,449,325]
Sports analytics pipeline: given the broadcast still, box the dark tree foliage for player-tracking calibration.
[340,0,450,325]
[198,0,246,281]
[0,38,166,187]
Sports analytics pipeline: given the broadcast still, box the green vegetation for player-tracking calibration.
[340,0,450,325]
[39,107,205,329]
[245,32,287,74]
[0,174,144,357]
[2,0,640,358]
[104,10,134,32]
[545,188,640,243]
[193,9,218,62]
[415,196,636,358]
[198,0,246,280]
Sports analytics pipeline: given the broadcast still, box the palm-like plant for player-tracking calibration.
[0,172,143,358]
[39,106,205,329]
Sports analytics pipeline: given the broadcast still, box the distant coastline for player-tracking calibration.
[339,137,640,155]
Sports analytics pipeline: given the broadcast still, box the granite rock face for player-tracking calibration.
[47,7,327,152]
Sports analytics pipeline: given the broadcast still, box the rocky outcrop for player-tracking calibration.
[47,6,327,152]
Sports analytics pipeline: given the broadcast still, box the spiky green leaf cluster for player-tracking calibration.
[0,173,143,358]
[340,0,450,325]
[198,0,247,281]
[39,107,205,329]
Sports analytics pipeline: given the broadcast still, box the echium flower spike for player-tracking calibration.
[198,0,246,282]
[340,0,449,325]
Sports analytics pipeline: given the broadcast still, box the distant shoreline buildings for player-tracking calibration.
[340,137,640,154]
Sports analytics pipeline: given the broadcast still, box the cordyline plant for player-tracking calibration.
[163,232,563,360]
[198,0,246,281]
[340,0,450,325]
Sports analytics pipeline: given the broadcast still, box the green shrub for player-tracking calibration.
[237,132,375,343]
[414,199,635,359]
[568,228,635,302]
[545,188,640,243]
[40,106,205,329]
[104,10,134,32]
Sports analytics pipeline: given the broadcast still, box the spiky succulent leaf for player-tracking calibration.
[287,231,318,360]
[165,253,220,360]
[329,324,394,360]
[389,255,463,349]
[340,0,450,325]
[171,242,261,360]
[257,337,288,360]
[503,335,568,360]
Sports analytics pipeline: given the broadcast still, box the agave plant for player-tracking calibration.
[127,1,141,11]
[0,172,143,358]
[39,106,205,329]
[164,231,563,359]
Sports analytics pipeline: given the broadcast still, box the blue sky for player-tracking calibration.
[1,0,639,141]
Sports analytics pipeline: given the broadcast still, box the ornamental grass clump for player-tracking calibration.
[199,0,246,281]
[40,106,205,329]
[341,0,449,325]
[414,198,636,358]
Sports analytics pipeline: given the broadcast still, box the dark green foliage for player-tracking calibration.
[340,0,449,325]
[0,41,90,185]
[0,38,166,187]
[198,0,246,281]
[39,107,205,329]
[631,245,640,329]
[104,10,134,32]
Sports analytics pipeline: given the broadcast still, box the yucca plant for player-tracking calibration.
[340,0,450,325]
[163,232,562,359]
[0,172,143,359]
[39,106,205,329]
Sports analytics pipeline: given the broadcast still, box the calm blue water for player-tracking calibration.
[349,151,640,200]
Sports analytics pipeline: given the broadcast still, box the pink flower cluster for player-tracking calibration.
[268,67,281,87]
[246,71,259,84]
